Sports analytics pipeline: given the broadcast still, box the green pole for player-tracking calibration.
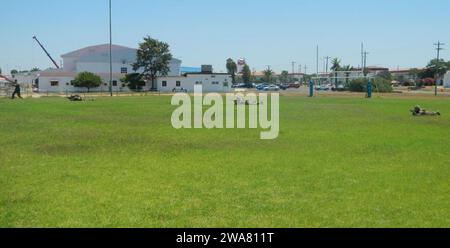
[367,79,372,98]
[309,80,314,97]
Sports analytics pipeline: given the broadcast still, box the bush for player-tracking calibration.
[346,78,393,93]
[121,73,146,91]
[420,78,435,86]
[73,72,102,92]
[402,80,415,87]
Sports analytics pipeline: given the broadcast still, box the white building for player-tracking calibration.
[11,71,39,89]
[0,75,13,96]
[444,71,450,88]
[330,66,390,84]
[38,44,182,93]
[158,72,232,93]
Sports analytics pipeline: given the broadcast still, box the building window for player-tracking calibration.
[223,82,229,87]
[66,82,69,86]
[195,81,202,85]
[212,81,219,85]
[121,67,128,74]
[176,81,181,87]
[162,81,167,87]
[112,80,118,86]
[50,80,59,86]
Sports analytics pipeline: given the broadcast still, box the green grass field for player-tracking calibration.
[1,95,450,227]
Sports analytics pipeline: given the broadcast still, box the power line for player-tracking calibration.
[316,45,319,76]
[324,56,331,75]
[434,41,445,96]
[109,0,113,97]
[361,42,364,73]
[363,51,369,77]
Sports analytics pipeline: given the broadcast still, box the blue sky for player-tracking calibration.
[0,0,449,74]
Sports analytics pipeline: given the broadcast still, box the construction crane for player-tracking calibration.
[32,36,60,69]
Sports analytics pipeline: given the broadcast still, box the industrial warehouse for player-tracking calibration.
[31,43,231,93]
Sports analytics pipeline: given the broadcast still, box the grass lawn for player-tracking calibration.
[1,95,450,227]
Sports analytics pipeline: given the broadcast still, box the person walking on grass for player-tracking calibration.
[11,83,22,99]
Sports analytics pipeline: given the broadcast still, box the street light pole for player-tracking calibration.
[434,41,445,96]
[291,61,296,82]
[109,0,113,97]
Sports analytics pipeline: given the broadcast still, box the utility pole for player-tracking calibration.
[434,41,445,96]
[109,0,113,97]
[363,51,369,77]
[291,61,296,82]
[316,45,319,77]
[324,56,331,77]
[361,42,364,73]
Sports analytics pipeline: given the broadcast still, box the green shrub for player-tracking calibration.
[346,78,393,93]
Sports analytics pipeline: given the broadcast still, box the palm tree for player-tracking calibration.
[330,58,341,86]
[226,58,237,84]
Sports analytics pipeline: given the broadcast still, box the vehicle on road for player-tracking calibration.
[264,85,280,91]
[332,84,346,91]
[172,87,188,93]
[277,84,289,90]
[256,84,269,91]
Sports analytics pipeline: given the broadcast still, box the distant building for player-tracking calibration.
[0,75,13,96]
[325,66,392,84]
[39,44,181,93]
[180,67,201,74]
[237,58,246,74]
[444,71,450,88]
[158,73,232,93]
[390,68,422,82]
[37,44,229,93]
[11,71,39,89]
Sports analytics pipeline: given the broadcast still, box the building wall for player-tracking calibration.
[157,74,232,92]
[38,75,129,93]
[39,73,233,93]
[11,72,39,87]
[62,57,77,72]
[75,60,181,76]
[391,71,416,82]
[444,71,450,88]
[61,44,182,76]
[76,62,134,74]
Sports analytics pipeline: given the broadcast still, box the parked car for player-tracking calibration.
[256,84,269,91]
[234,83,254,89]
[289,83,301,88]
[172,87,187,93]
[332,84,346,91]
[264,85,280,91]
[277,84,289,90]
